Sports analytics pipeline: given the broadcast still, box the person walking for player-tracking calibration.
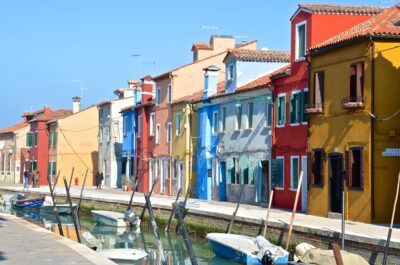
[23,170,29,189]
[31,170,36,188]
[35,170,40,188]
[95,172,100,189]
[99,172,104,189]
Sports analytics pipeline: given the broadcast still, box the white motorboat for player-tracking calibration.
[98,248,147,262]
[91,210,140,227]
[206,233,289,265]
[40,196,77,214]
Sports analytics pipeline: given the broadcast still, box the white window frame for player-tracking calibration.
[123,116,128,136]
[227,64,234,81]
[235,104,242,130]
[137,114,142,138]
[106,127,111,142]
[176,113,181,136]
[290,90,302,126]
[156,87,161,105]
[301,88,308,125]
[149,113,155,136]
[264,99,272,128]
[275,156,285,190]
[212,111,218,135]
[220,107,226,132]
[149,158,154,188]
[290,156,300,190]
[167,122,172,143]
[247,102,253,129]
[167,84,172,104]
[155,124,160,144]
[276,93,286,128]
[295,21,307,60]
[7,153,12,172]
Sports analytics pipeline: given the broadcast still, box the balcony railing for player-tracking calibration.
[342,96,365,109]
[305,103,324,114]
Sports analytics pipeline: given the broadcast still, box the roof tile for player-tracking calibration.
[224,49,290,63]
[0,122,29,134]
[299,4,385,15]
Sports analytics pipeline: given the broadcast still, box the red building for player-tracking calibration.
[27,107,71,186]
[134,76,156,192]
[270,4,384,211]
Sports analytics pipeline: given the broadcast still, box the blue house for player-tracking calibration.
[120,81,142,187]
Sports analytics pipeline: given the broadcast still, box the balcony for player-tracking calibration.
[305,103,324,114]
[342,97,365,109]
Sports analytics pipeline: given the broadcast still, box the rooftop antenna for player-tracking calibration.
[233,35,251,44]
[132,54,157,76]
[71,80,90,104]
[200,25,221,37]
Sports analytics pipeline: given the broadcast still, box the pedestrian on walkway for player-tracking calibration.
[23,170,29,189]
[99,172,104,189]
[31,170,36,188]
[35,170,40,188]
[95,172,100,189]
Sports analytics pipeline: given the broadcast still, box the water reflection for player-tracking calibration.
[1,204,237,265]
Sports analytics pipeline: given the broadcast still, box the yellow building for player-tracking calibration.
[307,5,400,223]
[48,98,99,187]
[171,92,200,197]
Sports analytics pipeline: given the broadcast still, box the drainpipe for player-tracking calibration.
[370,38,375,222]
[169,73,175,195]
[186,103,191,195]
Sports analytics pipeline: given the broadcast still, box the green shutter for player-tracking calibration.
[292,158,299,189]
[276,97,281,125]
[52,162,57,176]
[226,158,234,184]
[248,158,254,185]
[54,132,57,147]
[34,132,38,146]
[290,94,295,124]
[33,161,37,170]
[282,96,286,125]
[240,157,248,185]
[48,162,51,175]
[302,90,308,123]
[271,159,278,187]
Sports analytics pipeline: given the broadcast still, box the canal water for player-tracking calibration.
[1,203,236,265]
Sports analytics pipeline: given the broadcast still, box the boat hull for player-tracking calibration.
[40,204,77,214]
[91,210,130,227]
[208,237,260,265]
[99,248,147,262]
[12,196,45,209]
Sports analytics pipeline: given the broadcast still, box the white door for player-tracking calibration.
[160,159,165,194]
[301,156,308,212]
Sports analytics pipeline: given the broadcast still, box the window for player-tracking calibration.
[314,71,324,109]
[247,102,253,129]
[138,114,142,138]
[149,113,155,136]
[301,89,308,123]
[272,157,284,188]
[349,62,364,101]
[227,64,234,81]
[1,153,5,171]
[149,159,154,187]
[123,116,128,136]
[229,158,240,184]
[26,132,33,147]
[34,131,38,146]
[346,147,364,189]
[49,131,58,148]
[167,122,171,143]
[167,84,172,104]
[265,96,273,127]
[155,124,160,144]
[311,149,325,186]
[220,107,226,132]
[30,160,37,171]
[99,129,103,143]
[296,21,306,59]
[290,156,299,189]
[176,113,181,136]
[106,127,111,142]
[235,104,242,130]
[48,161,57,177]
[156,87,161,105]
[7,153,11,171]
[212,111,218,134]
[290,91,301,125]
[276,94,286,127]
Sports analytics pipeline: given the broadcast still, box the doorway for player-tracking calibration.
[261,161,270,204]
[329,153,343,213]
[301,156,308,212]
[218,161,227,201]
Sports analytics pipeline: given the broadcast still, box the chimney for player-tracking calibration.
[203,65,220,99]
[44,105,52,114]
[128,80,142,105]
[141,75,154,103]
[72,96,81,113]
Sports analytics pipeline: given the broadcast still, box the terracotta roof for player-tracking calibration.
[172,91,204,104]
[191,43,212,51]
[236,40,257,48]
[22,108,45,118]
[224,49,290,63]
[310,4,400,51]
[30,109,72,123]
[153,41,257,80]
[120,105,135,113]
[0,121,29,134]
[270,64,292,80]
[298,4,385,15]
[236,64,290,91]
[141,75,153,81]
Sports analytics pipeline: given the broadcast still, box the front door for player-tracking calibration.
[301,156,308,212]
[261,161,269,204]
[329,153,343,213]
[218,161,227,201]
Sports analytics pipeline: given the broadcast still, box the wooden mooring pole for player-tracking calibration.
[66,167,74,203]
[140,178,159,222]
[226,184,245,234]
[172,202,198,265]
[127,177,139,211]
[46,173,63,237]
[144,193,166,265]
[77,169,88,214]
[176,184,191,234]
[285,171,303,250]
[331,243,344,265]
[383,171,400,265]
[165,188,182,233]
[263,189,274,237]
[63,176,81,243]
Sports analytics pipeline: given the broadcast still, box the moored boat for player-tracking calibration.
[11,194,45,209]
[91,210,141,227]
[98,248,147,262]
[40,196,77,214]
[206,233,289,265]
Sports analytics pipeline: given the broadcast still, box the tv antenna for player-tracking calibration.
[71,80,90,102]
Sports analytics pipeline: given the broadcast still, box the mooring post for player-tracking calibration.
[172,202,198,265]
[77,169,88,214]
[47,174,64,237]
[263,189,274,237]
[63,176,81,243]
[165,188,182,233]
[52,170,60,193]
[140,178,159,222]
[331,243,344,265]
[127,177,139,211]
[285,172,303,250]
[176,184,191,234]
[66,167,75,203]
[144,193,166,265]
[226,184,245,234]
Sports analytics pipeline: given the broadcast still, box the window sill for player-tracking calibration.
[289,188,298,192]
[273,187,284,191]
[233,129,242,133]
[218,131,225,134]
[276,124,285,128]
[294,57,306,62]
[244,128,252,131]
[301,122,307,125]
[349,187,364,192]
[289,123,300,127]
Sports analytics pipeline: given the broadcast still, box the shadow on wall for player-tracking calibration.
[91,151,98,186]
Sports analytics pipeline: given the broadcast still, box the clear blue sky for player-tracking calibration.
[0,0,395,128]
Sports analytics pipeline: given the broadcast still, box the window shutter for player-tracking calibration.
[360,148,364,188]
[300,92,304,122]
[307,151,313,186]
[290,94,295,123]
[356,63,363,98]
[276,97,281,125]
[54,132,57,147]
[282,96,286,125]
[48,162,51,176]
[271,159,278,187]
[226,158,234,184]
[320,150,326,186]
[35,132,38,146]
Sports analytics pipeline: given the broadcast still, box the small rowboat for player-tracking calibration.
[12,194,45,209]
[91,210,141,227]
[98,248,147,262]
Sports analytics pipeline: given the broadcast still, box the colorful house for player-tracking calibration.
[270,4,384,211]
[0,121,29,184]
[150,35,257,195]
[27,107,72,186]
[307,4,400,223]
[98,90,133,188]
[47,97,99,187]
[196,49,290,203]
